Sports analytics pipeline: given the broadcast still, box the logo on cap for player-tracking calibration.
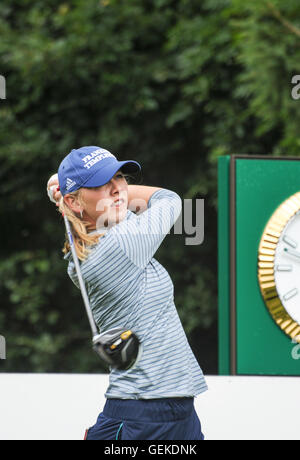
[82,148,116,170]
[66,178,77,191]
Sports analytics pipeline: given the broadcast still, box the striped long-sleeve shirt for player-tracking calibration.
[65,189,207,399]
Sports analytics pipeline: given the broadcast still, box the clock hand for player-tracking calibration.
[283,247,300,260]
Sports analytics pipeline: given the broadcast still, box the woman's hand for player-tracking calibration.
[47,173,62,206]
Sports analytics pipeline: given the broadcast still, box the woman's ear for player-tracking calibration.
[63,194,82,214]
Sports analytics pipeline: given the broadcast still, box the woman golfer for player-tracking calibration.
[47,145,207,440]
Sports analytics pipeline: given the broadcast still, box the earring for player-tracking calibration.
[80,210,83,219]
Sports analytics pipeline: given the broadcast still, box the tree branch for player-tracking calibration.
[266,2,300,39]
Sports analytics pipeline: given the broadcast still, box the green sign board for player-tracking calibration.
[218,155,300,375]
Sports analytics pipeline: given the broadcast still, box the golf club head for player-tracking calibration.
[92,328,141,370]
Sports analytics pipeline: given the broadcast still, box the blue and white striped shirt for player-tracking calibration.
[65,189,207,399]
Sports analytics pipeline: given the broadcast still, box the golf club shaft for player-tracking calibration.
[63,214,99,338]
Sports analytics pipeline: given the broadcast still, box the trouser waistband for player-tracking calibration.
[104,397,194,423]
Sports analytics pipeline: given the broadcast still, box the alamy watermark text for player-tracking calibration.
[291,75,300,100]
[96,197,205,246]
[0,335,6,360]
[0,75,6,100]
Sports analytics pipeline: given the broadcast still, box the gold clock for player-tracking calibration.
[258,192,300,343]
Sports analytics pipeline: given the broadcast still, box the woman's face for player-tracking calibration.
[77,171,128,228]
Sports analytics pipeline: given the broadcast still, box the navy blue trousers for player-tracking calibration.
[85,398,204,440]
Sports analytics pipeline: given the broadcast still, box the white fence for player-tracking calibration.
[0,374,299,440]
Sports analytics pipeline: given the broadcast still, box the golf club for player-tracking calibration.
[62,213,141,370]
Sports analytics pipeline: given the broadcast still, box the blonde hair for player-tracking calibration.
[59,189,103,261]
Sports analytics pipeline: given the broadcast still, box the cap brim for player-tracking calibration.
[82,160,141,188]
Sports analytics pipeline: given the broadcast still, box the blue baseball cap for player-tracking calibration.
[58,146,141,196]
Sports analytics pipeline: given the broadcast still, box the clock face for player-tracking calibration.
[258,192,300,343]
[274,210,300,325]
